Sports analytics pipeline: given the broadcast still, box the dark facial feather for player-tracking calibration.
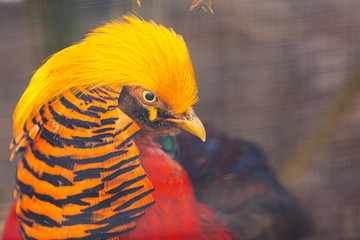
[118,86,183,136]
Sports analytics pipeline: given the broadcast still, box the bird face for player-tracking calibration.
[118,86,206,141]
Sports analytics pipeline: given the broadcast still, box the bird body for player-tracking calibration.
[2,15,309,240]
[4,131,231,240]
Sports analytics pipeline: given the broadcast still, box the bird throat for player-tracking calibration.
[12,86,154,239]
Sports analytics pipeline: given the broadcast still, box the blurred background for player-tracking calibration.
[1,0,360,239]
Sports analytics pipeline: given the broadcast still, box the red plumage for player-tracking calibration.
[2,204,20,240]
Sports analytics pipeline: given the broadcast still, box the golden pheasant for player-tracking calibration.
[3,16,232,240]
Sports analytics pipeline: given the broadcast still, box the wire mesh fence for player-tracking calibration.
[1,1,360,239]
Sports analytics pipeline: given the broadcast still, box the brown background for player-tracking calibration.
[1,1,360,239]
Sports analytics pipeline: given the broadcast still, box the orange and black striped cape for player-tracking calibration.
[10,85,155,239]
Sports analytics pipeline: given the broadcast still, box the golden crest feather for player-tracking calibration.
[13,15,198,136]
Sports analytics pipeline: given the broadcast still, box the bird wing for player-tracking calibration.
[10,86,154,239]
[177,124,311,240]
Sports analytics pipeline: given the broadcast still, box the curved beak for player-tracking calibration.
[167,108,206,142]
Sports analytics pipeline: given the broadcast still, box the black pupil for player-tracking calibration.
[145,92,155,101]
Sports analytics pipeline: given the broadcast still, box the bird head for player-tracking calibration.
[13,16,206,141]
[118,85,205,140]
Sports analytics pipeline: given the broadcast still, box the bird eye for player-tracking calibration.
[142,90,157,103]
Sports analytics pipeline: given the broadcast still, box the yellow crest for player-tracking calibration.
[13,16,198,136]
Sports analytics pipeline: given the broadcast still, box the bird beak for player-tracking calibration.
[167,108,206,142]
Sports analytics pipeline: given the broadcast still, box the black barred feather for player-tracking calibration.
[10,86,154,240]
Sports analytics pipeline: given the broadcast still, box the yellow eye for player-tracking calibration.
[142,90,157,103]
